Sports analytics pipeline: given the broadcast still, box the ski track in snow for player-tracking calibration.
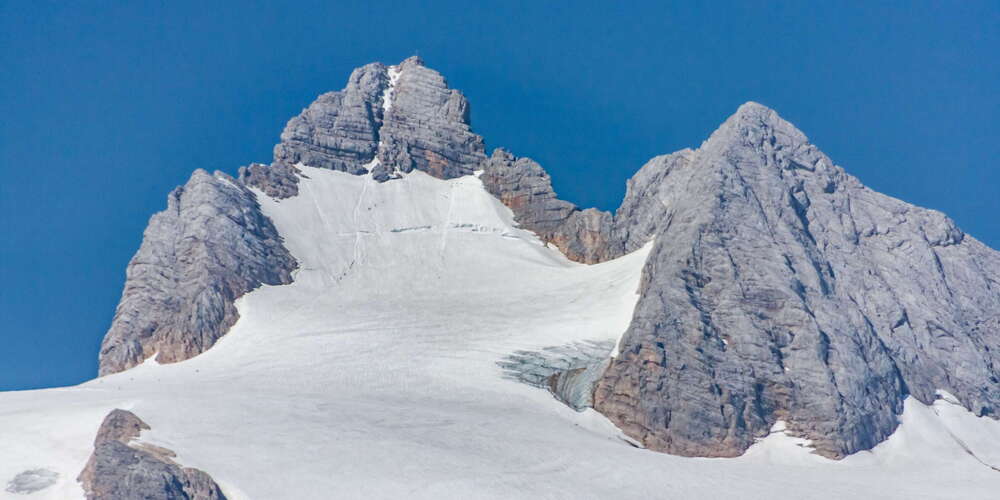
[2,166,999,499]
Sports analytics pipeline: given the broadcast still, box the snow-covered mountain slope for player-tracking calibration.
[3,167,1000,499]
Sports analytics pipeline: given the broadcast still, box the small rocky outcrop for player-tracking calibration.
[479,149,617,264]
[592,102,1000,459]
[98,170,297,375]
[238,161,301,199]
[78,409,227,500]
[273,62,388,175]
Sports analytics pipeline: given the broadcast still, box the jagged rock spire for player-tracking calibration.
[259,57,485,192]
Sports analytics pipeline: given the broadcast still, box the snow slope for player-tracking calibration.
[2,167,999,499]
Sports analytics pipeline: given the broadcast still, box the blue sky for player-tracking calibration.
[1,1,997,390]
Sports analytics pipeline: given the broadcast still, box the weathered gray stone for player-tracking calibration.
[273,63,388,175]
[99,169,297,375]
[376,56,486,179]
[480,149,617,264]
[268,56,485,185]
[593,102,1000,459]
[5,469,59,494]
[78,409,227,500]
[612,149,695,253]
[238,162,301,199]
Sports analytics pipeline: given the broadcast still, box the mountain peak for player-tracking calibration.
[700,101,809,154]
[264,58,484,189]
[400,54,424,67]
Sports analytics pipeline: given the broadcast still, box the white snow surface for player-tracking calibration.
[363,66,402,174]
[383,65,400,114]
[2,166,1000,499]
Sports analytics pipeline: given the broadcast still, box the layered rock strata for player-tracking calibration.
[98,170,297,375]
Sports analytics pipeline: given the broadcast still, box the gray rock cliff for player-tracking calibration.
[78,409,227,500]
[259,56,486,193]
[99,170,296,375]
[592,102,1000,458]
[373,56,486,180]
[479,148,616,264]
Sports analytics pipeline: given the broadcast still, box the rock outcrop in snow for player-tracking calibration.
[78,409,227,500]
[480,148,616,264]
[592,102,1000,458]
[98,170,296,375]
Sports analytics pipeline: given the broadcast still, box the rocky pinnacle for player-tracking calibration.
[255,56,486,195]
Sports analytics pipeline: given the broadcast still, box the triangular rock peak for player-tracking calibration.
[595,100,1000,458]
[101,59,1000,461]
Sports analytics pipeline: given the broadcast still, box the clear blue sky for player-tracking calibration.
[1,1,997,390]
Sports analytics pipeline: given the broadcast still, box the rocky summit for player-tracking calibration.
[7,58,998,499]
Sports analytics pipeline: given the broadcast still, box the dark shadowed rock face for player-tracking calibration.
[78,409,226,500]
[480,149,617,264]
[98,170,297,375]
[593,102,1000,458]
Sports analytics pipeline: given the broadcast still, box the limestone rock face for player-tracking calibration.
[612,149,695,253]
[375,56,486,179]
[78,409,227,500]
[273,63,388,175]
[593,102,1000,458]
[480,149,617,264]
[265,56,485,192]
[238,162,301,199]
[98,170,297,375]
